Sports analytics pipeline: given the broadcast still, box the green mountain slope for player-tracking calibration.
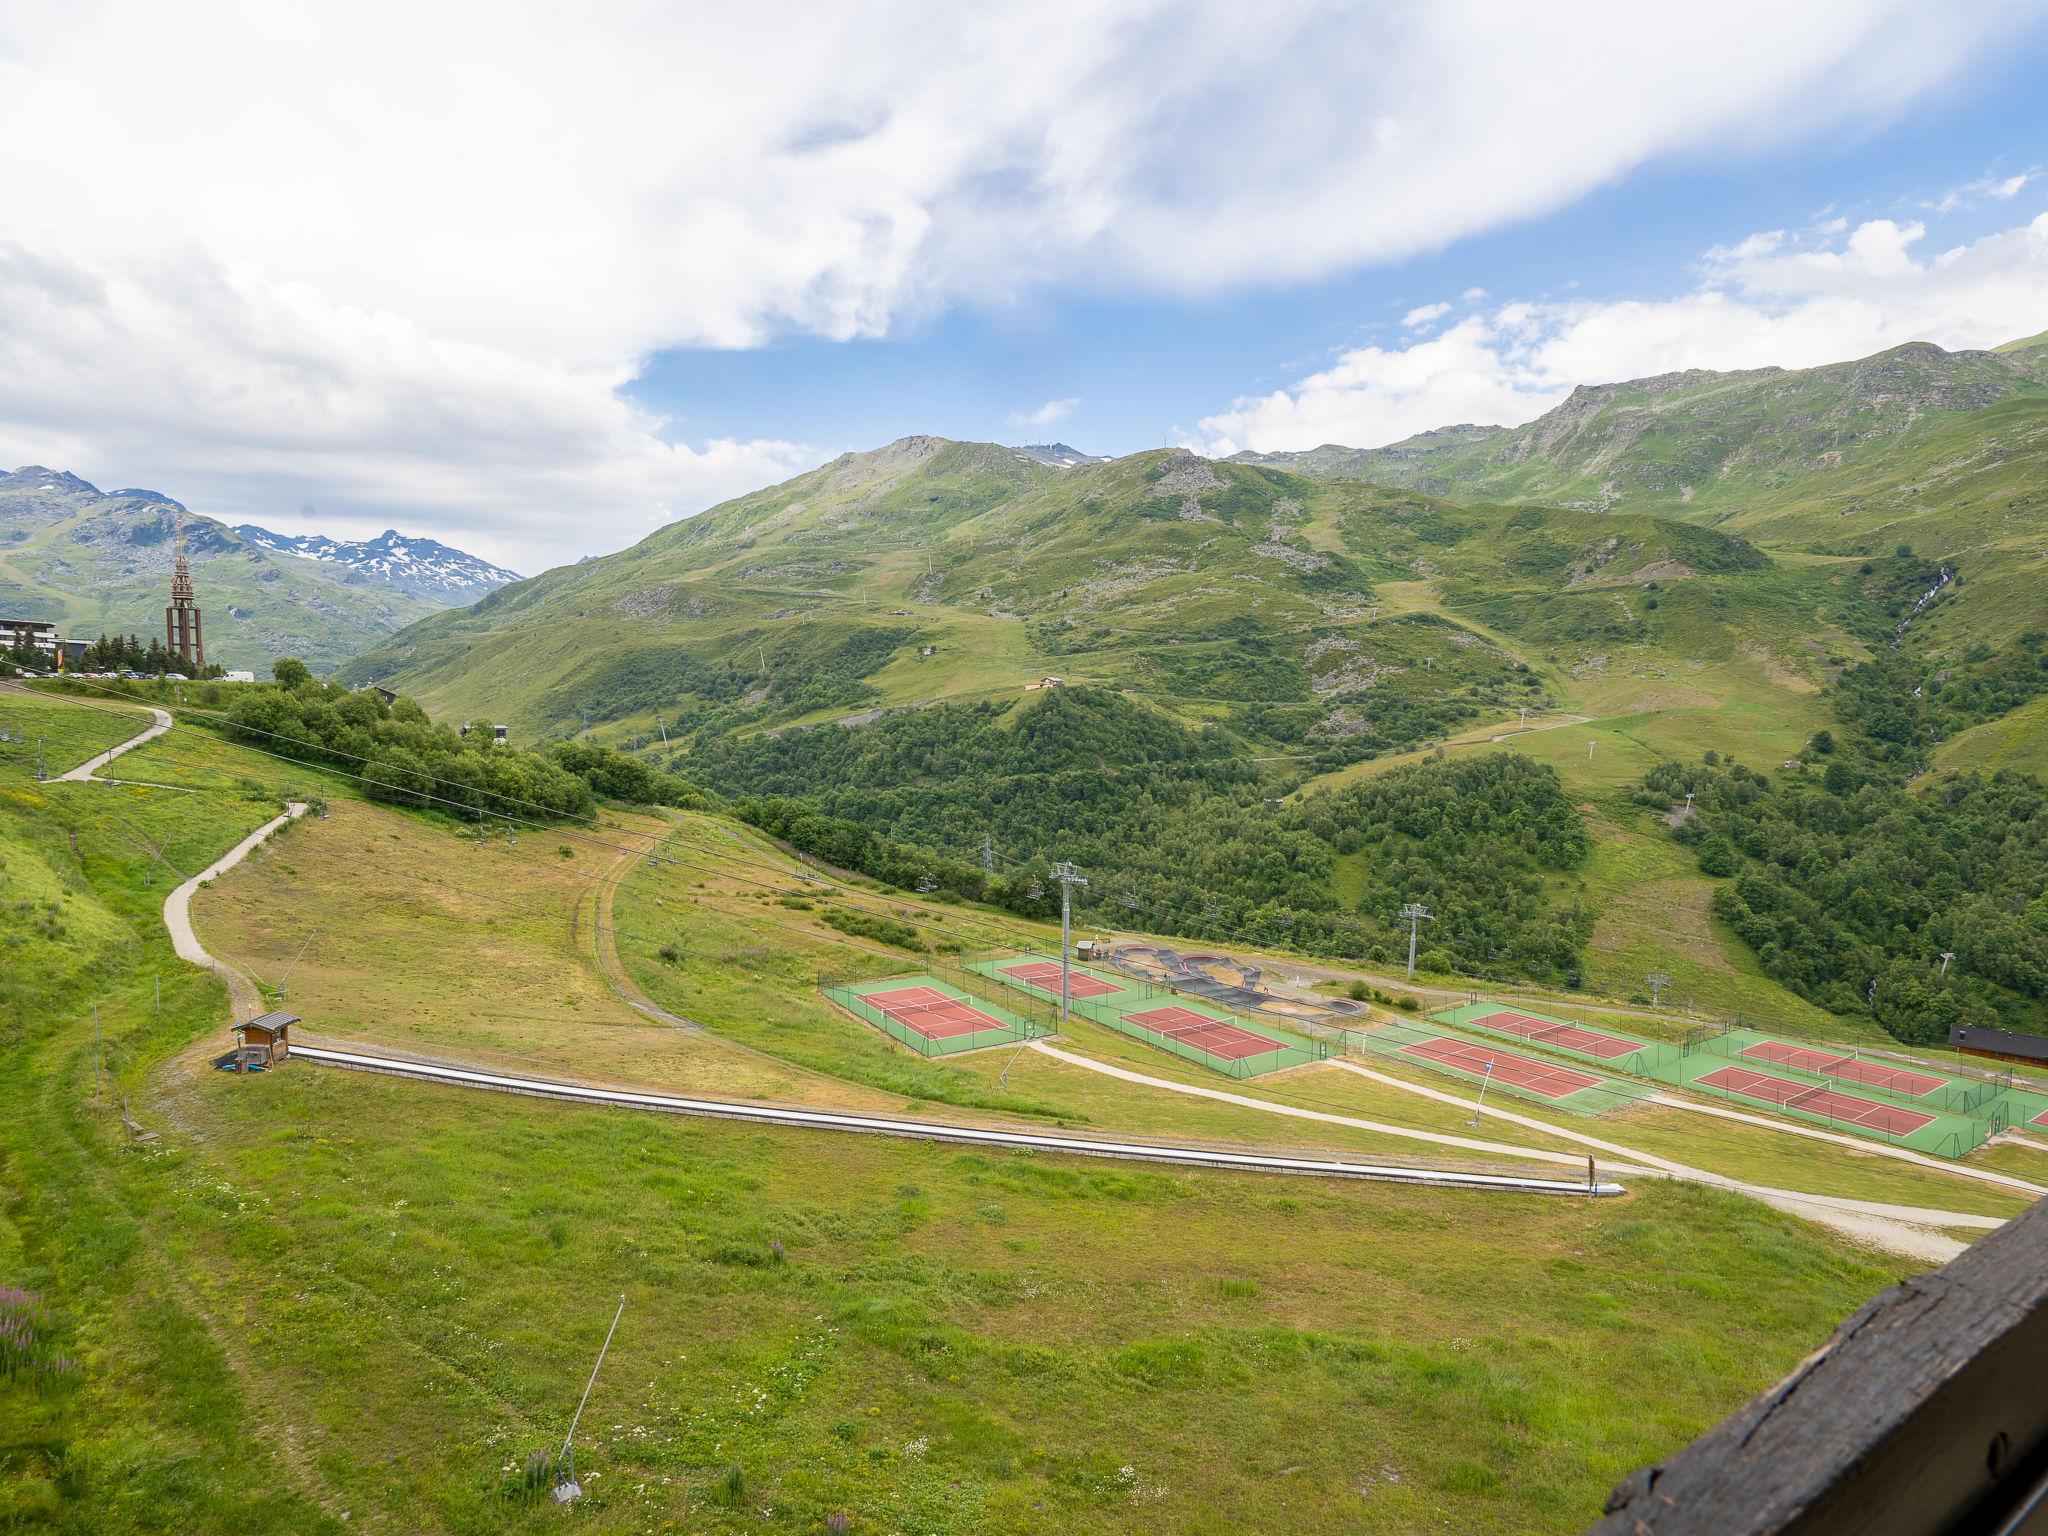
[1236,339,2048,646]
[0,468,472,670]
[341,435,1828,769]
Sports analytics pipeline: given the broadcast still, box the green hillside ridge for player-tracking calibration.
[334,330,2048,1038]
[1235,337,2048,647]
[0,468,476,670]
[341,439,1812,759]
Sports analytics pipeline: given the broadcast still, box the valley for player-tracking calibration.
[8,684,2044,1531]
[5,333,2048,1534]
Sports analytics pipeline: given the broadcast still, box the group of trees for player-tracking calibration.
[1639,753,2048,1043]
[1832,630,2048,767]
[706,687,1597,980]
[218,659,710,821]
[2,631,223,678]
[1291,753,1593,983]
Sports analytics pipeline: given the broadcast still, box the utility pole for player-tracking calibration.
[655,714,669,748]
[1940,951,1956,977]
[579,708,589,738]
[1466,1062,1493,1127]
[979,834,994,873]
[1399,902,1433,980]
[1050,862,1088,1023]
[34,737,45,782]
[552,1294,626,1504]
[1646,972,1670,1008]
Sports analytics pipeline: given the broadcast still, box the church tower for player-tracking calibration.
[165,514,204,671]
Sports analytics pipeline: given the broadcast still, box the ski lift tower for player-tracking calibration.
[1399,902,1433,981]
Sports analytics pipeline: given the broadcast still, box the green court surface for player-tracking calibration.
[973,953,1323,1078]
[1430,1001,2010,1155]
[822,973,1038,1058]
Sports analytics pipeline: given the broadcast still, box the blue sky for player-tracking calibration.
[4,2,2048,569]
[629,28,2048,462]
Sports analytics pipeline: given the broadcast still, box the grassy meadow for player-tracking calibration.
[0,687,2032,1534]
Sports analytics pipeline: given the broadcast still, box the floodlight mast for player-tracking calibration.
[553,1294,626,1503]
[1050,862,1088,1022]
[1399,902,1433,980]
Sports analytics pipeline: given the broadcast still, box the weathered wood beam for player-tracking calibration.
[1591,1196,2048,1535]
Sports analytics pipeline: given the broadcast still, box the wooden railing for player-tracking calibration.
[1589,1197,2048,1534]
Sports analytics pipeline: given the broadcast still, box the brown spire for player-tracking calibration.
[171,512,195,605]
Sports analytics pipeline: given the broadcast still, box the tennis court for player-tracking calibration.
[1737,1040,1949,1097]
[824,973,1036,1058]
[1693,1065,1935,1135]
[2032,1106,2048,1129]
[854,984,1010,1042]
[1468,1009,1643,1060]
[998,959,1126,999]
[1122,1004,1291,1063]
[1402,1036,1604,1099]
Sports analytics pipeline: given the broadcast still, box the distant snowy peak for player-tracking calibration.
[236,524,520,601]
[1011,442,1109,469]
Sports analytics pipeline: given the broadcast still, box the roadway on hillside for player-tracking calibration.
[164,802,310,1019]
[57,702,172,780]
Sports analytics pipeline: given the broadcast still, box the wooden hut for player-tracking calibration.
[215,1010,298,1073]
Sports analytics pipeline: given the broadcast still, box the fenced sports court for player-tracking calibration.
[1121,1004,1299,1064]
[1688,1065,1935,1137]
[1341,1015,1654,1116]
[822,974,1040,1058]
[972,953,1323,1078]
[1400,1036,1604,1100]
[993,957,1127,1000]
[1434,1001,1660,1068]
[1430,999,2011,1153]
[1734,1039,1949,1097]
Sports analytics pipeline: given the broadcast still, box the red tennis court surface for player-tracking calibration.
[1471,1010,1641,1060]
[854,985,1007,1042]
[1000,960,1125,999]
[1737,1040,1948,1097]
[1123,1005,1283,1062]
[2032,1107,2048,1130]
[1693,1066,1935,1135]
[1403,1036,1603,1099]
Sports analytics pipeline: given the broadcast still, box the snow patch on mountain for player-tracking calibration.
[1010,442,1109,469]
[235,524,520,601]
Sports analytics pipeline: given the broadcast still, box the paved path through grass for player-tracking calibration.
[1030,1045,2013,1262]
[56,701,171,780]
[165,801,308,1019]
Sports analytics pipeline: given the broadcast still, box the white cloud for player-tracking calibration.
[1703,230,1790,262]
[0,0,2030,564]
[1461,287,1489,302]
[1197,213,2048,457]
[1008,397,1080,429]
[1402,302,1453,328]
[1927,169,2036,214]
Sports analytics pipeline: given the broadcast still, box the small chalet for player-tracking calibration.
[215,1010,298,1073]
[1949,1023,2048,1068]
